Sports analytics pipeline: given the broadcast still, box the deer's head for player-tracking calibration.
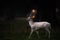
[26,15,35,21]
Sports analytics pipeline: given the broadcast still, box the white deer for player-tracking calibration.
[26,14,51,39]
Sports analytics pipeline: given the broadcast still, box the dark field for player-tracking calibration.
[0,18,60,40]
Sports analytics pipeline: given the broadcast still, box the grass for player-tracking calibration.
[0,18,60,40]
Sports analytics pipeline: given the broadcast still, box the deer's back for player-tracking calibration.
[32,22,50,28]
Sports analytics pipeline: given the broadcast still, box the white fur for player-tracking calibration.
[27,16,51,39]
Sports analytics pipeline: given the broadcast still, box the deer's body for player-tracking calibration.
[29,21,50,30]
[27,15,51,39]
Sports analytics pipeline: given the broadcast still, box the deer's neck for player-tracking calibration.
[29,20,33,26]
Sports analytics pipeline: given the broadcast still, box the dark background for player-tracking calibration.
[0,0,60,40]
[1,0,59,25]
[0,0,57,22]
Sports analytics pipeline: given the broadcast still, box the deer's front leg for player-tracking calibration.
[29,29,33,39]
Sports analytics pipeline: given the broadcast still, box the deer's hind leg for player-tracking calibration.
[36,31,40,38]
[45,28,50,39]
